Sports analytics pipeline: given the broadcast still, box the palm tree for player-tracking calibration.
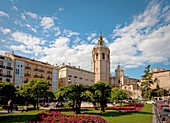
[91,81,111,113]
[55,84,89,114]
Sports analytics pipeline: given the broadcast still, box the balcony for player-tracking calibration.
[34,68,39,71]
[0,65,5,68]
[25,73,31,77]
[47,71,52,74]
[6,74,12,78]
[39,69,45,72]
[47,77,52,80]
[0,56,5,60]
[34,75,39,78]
[24,80,28,83]
[25,66,31,70]
[6,66,13,70]
[39,76,44,78]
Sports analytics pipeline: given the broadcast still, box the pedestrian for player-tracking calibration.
[21,102,28,113]
[8,99,13,113]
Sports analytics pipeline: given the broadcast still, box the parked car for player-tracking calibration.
[145,100,154,104]
[165,114,170,123]
[160,107,170,121]
[158,104,169,112]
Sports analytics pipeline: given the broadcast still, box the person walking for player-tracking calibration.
[8,99,13,113]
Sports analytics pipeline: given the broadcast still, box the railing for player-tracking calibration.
[47,77,52,80]
[6,74,12,78]
[34,75,39,78]
[6,66,13,70]
[47,71,52,74]
[25,66,31,70]
[25,73,31,77]
[0,56,5,60]
[154,105,163,123]
[34,68,39,71]
[0,65,5,68]
[39,76,44,78]
[39,69,45,72]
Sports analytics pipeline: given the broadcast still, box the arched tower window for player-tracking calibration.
[102,53,105,59]
[96,53,98,59]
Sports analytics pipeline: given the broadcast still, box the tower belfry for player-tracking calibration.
[98,33,104,46]
[92,33,110,83]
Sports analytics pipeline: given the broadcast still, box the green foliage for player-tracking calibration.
[55,84,89,114]
[141,65,155,99]
[111,87,129,102]
[18,78,48,100]
[0,81,16,104]
[91,81,111,112]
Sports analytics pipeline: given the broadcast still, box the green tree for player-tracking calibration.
[55,84,89,114]
[141,65,156,100]
[18,78,48,107]
[0,81,16,104]
[91,81,111,113]
[111,87,130,104]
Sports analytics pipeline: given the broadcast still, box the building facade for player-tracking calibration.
[150,68,170,90]
[5,52,58,92]
[0,55,14,83]
[92,33,110,83]
[58,63,95,87]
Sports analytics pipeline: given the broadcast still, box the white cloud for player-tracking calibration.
[12,6,18,11]
[0,50,6,55]
[0,27,11,34]
[10,44,31,54]
[63,29,79,37]
[41,17,55,29]
[11,31,45,55]
[59,7,64,11]
[109,0,170,71]
[0,11,9,17]
[25,12,38,19]
[39,36,95,71]
[87,33,97,41]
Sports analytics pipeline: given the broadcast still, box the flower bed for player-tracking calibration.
[112,103,144,113]
[28,110,108,123]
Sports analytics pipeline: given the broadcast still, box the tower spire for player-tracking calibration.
[98,33,104,46]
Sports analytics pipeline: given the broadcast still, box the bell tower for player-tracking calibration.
[92,33,110,83]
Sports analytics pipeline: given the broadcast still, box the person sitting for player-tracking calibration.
[21,102,28,113]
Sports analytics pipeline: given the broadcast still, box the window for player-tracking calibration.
[107,55,109,60]
[96,68,98,72]
[102,53,105,59]
[7,62,11,67]
[0,61,3,65]
[74,76,77,78]
[96,53,98,59]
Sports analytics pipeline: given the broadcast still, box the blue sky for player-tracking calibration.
[0,0,170,79]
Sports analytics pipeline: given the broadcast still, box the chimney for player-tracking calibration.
[12,51,14,54]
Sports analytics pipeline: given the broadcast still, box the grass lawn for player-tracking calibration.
[0,104,152,123]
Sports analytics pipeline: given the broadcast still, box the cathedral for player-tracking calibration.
[91,33,140,99]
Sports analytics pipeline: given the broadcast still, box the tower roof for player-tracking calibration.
[98,33,104,46]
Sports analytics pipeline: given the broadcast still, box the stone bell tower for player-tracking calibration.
[92,33,110,83]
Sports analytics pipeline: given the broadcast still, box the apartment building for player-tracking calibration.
[58,63,95,88]
[5,52,58,92]
[150,68,170,90]
[0,55,14,83]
